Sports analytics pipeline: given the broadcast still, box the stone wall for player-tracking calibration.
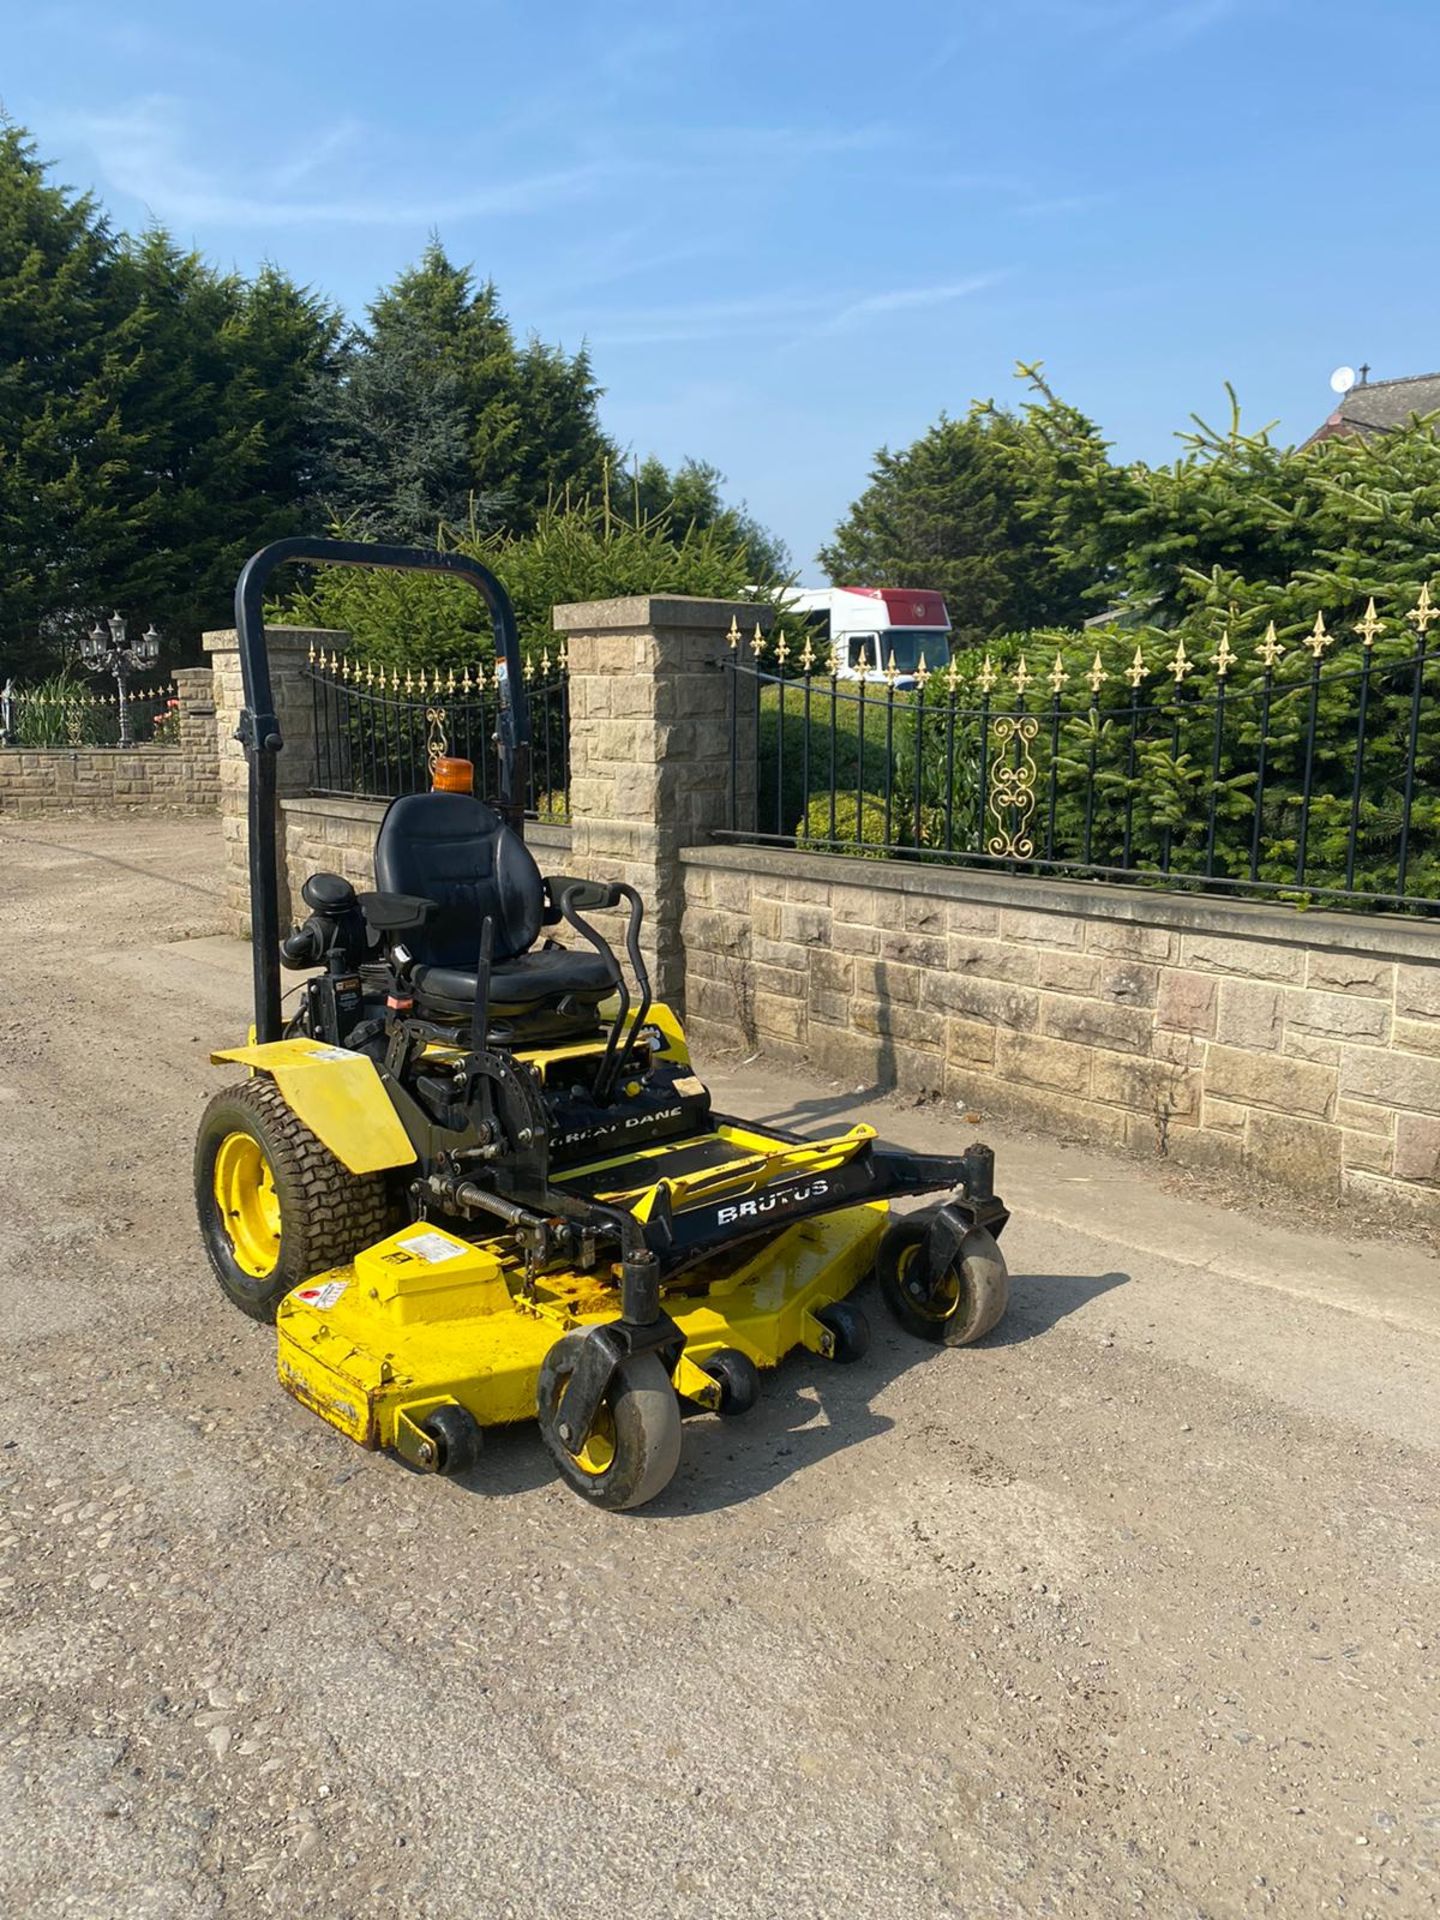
[0,665,218,816]
[680,844,1440,1227]
[205,626,348,936]
[553,595,766,1005]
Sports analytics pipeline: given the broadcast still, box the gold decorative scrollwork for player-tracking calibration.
[986,714,1039,858]
[425,705,449,773]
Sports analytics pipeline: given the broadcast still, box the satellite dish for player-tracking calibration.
[1330,365,1357,394]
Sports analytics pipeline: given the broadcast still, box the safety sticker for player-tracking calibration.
[296,1279,349,1309]
[400,1231,467,1264]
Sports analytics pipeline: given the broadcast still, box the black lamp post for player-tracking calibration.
[80,612,160,746]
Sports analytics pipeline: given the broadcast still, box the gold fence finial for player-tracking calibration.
[945,652,961,692]
[916,649,930,689]
[1012,654,1032,696]
[978,654,998,694]
[1170,635,1193,684]
[727,615,741,651]
[1354,598,1382,648]
[1125,644,1146,689]
[776,631,791,670]
[1049,650,1067,694]
[799,631,816,673]
[885,646,899,686]
[752,622,766,658]
[1214,629,1236,677]
[1408,581,1438,634]
[1306,611,1332,659]
[1257,621,1284,669]
[1085,650,1107,695]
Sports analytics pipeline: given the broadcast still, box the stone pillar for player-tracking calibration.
[171,666,219,810]
[552,595,772,1011]
[204,626,349,936]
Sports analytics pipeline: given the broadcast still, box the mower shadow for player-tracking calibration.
[441,1266,1130,1512]
[643,1263,1131,1518]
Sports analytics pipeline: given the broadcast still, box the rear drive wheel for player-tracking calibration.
[878,1211,1009,1346]
[195,1079,395,1322]
[536,1332,682,1511]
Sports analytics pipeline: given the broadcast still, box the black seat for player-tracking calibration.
[373,792,612,1015]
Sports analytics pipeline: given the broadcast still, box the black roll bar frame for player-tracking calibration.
[233,537,531,1043]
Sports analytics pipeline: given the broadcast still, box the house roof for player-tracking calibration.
[1305,370,1440,446]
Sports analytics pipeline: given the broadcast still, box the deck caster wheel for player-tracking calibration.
[816,1299,870,1364]
[536,1332,683,1512]
[420,1403,482,1478]
[878,1213,1009,1346]
[703,1348,760,1416]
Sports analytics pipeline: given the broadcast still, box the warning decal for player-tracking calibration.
[295,1279,349,1310]
[399,1231,468,1265]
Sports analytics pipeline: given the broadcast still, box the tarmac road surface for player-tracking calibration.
[1,817,1436,1918]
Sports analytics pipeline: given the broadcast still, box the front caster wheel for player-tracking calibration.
[536,1333,683,1511]
[703,1348,761,1416]
[816,1299,870,1364]
[420,1403,482,1478]
[877,1213,1009,1345]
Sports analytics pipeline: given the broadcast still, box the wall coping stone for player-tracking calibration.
[681,842,1440,965]
[202,625,349,655]
[0,746,187,761]
[279,793,572,852]
[552,595,775,634]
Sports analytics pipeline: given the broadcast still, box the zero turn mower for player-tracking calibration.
[195,538,1011,1510]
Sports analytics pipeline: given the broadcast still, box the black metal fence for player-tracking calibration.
[306,647,570,820]
[0,676,178,748]
[720,593,1440,914]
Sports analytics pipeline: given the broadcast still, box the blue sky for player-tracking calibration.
[4,0,1437,569]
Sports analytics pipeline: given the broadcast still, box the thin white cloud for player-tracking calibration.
[54,91,905,238]
[809,274,1004,339]
[57,95,612,229]
[583,275,1002,350]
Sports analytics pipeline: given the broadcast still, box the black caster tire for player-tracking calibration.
[536,1332,683,1512]
[421,1403,482,1478]
[816,1299,870,1364]
[703,1348,761,1416]
[877,1212,1009,1346]
[195,1079,396,1323]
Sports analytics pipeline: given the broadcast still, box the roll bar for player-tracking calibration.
[234,537,530,1042]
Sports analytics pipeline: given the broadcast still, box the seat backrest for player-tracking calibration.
[374,792,543,966]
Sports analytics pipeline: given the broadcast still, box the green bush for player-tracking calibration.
[12,674,105,746]
[280,484,784,670]
[795,791,894,858]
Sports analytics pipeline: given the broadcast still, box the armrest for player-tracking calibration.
[542,875,621,923]
[358,891,437,935]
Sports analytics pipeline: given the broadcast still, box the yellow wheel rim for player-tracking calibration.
[552,1375,617,1476]
[572,1402,617,1476]
[213,1131,282,1278]
[897,1242,959,1320]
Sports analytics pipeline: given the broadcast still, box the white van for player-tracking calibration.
[783,586,952,688]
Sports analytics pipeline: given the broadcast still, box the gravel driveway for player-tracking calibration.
[1,816,1436,1918]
